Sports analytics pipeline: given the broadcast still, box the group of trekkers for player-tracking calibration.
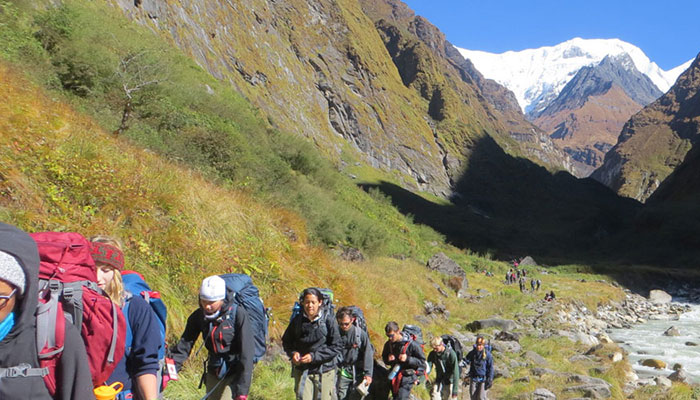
[0,221,495,400]
[281,288,494,400]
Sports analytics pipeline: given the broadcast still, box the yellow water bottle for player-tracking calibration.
[93,382,123,400]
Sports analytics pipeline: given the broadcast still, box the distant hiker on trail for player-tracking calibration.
[282,288,342,400]
[91,236,162,400]
[518,276,526,293]
[382,321,426,400]
[335,307,373,400]
[0,222,94,400]
[536,279,541,291]
[172,276,254,400]
[427,337,459,400]
[464,336,493,400]
[544,291,555,302]
[530,278,536,292]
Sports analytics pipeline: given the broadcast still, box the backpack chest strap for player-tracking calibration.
[0,364,49,378]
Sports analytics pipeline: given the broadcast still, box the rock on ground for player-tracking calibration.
[426,253,465,277]
[533,388,556,399]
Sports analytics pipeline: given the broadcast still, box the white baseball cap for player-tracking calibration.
[199,275,226,301]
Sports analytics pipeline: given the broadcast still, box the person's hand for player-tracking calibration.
[291,352,301,364]
[363,376,372,385]
[300,353,313,364]
[398,353,407,362]
[387,354,395,362]
[235,396,248,400]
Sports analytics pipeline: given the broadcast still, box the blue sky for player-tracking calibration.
[401,0,699,70]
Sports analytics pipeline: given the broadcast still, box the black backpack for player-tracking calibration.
[401,324,424,345]
[441,334,464,362]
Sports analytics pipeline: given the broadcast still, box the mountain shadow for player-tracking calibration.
[361,134,641,265]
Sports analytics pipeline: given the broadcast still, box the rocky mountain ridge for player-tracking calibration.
[592,53,700,201]
[534,54,663,176]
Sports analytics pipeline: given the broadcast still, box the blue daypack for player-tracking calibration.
[122,271,167,359]
[219,273,269,363]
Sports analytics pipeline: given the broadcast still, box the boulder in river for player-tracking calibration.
[663,326,681,336]
[641,359,666,369]
[668,368,687,382]
[648,289,672,304]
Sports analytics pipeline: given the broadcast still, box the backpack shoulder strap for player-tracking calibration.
[123,297,133,357]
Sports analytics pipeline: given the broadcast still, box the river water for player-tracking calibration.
[609,303,700,383]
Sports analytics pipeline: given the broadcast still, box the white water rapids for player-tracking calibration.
[609,303,700,383]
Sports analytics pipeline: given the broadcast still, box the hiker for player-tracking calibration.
[530,278,536,292]
[536,279,541,291]
[91,236,162,400]
[464,336,493,400]
[282,288,342,400]
[335,307,373,400]
[427,337,459,400]
[0,222,93,400]
[172,276,254,400]
[549,291,556,300]
[381,321,426,400]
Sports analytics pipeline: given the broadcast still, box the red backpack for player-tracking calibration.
[31,232,127,393]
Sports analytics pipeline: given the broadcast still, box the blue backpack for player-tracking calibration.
[219,273,269,363]
[122,271,168,391]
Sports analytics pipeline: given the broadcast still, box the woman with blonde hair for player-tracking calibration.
[91,236,161,400]
[463,336,493,400]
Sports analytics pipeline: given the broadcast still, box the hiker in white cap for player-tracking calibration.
[171,275,254,400]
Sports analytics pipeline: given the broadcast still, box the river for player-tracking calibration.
[609,303,700,383]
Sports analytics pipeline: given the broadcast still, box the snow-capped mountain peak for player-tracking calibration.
[456,38,690,115]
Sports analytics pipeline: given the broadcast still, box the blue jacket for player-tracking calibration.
[106,294,161,394]
[465,347,493,382]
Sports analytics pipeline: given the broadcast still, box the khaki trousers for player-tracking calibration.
[204,371,235,400]
[292,367,337,400]
[431,382,453,400]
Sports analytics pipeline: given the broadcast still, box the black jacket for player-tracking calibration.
[381,335,426,375]
[338,325,373,379]
[282,311,342,374]
[172,288,254,396]
[0,223,94,400]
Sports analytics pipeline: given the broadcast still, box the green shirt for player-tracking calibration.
[427,347,459,395]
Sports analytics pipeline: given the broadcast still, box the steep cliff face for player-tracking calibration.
[357,0,574,173]
[534,54,662,177]
[592,53,700,202]
[111,0,456,195]
[110,0,572,198]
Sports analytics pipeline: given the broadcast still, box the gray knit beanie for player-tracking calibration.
[0,250,26,295]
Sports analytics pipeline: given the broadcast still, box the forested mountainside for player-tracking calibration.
[592,53,700,202]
